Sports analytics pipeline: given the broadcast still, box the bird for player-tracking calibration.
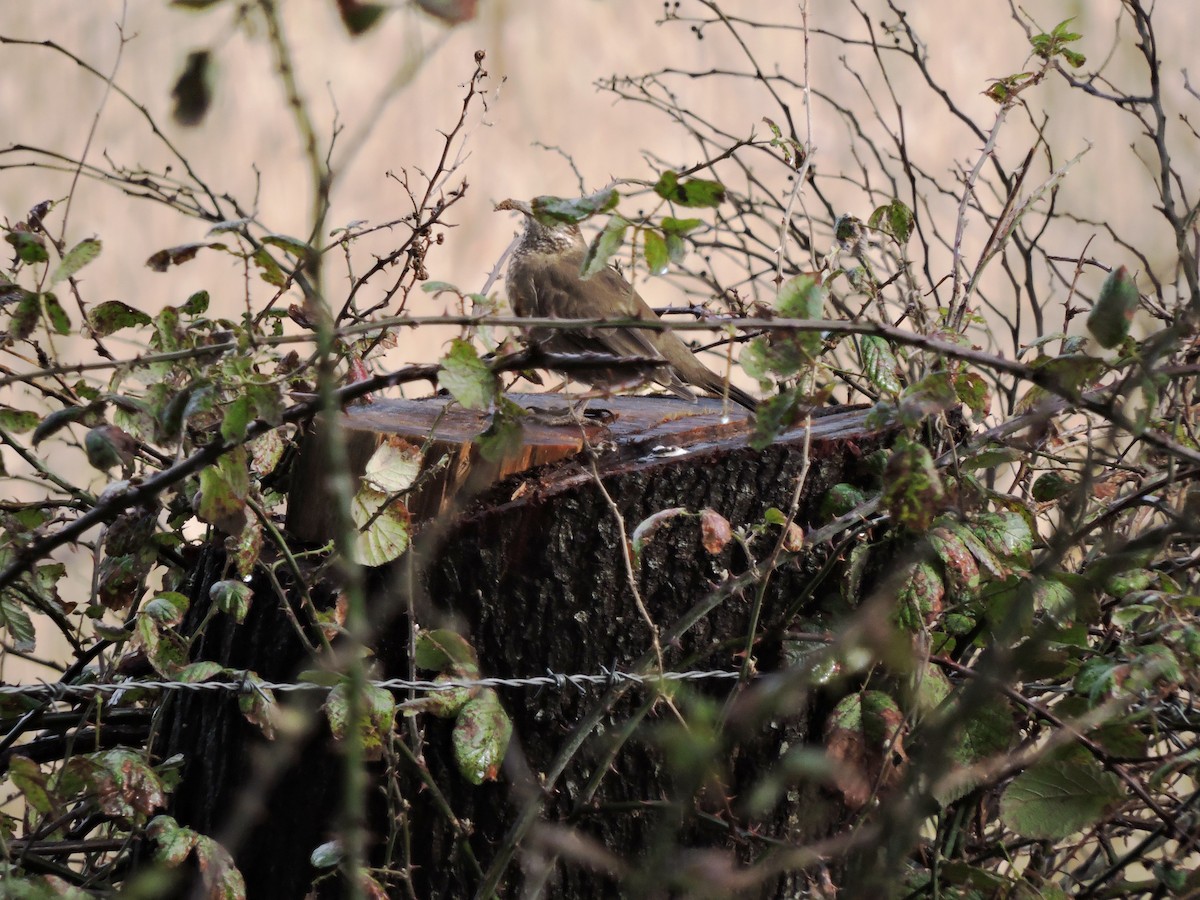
[495,198,757,411]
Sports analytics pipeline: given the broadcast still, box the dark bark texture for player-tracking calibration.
[162,402,888,898]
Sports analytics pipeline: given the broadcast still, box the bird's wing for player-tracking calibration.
[538,255,669,362]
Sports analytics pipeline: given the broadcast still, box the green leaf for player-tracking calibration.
[1087,266,1139,349]
[32,402,103,445]
[477,397,524,463]
[310,839,343,869]
[143,591,189,626]
[0,406,40,433]
[252,247,287,287]
[50,237,101,285]
[776,274,825,357]
[453,688,513,784]
[147,814,198,866]
[246,380,283,426]
[175,661,225,683]
[643,229,669,276]
[5,230,49,264]
[237,673,279,739]
[652,170,726,208]
[197,446,249,535]
[1000,758,1123,840]
[972,511,1034,562]
[929,525,982,598]
[8,289,41,340]
[867,200,913,245]
[350,486,410,566]
[439,339,495,410]
[70,748,167,819]
[180,290,210,315]
[882,438,945,531]
[0,594,37,652]
[529,188,620,225]
[261,233,315,258]
[220,395,253,443]
[407,672,476,718]
[414,629,479,671]
[581,216,629,278]
[895,560,944,632]
[660,216,704,236]
[777,273,825,319]
[88,300,152,336]
[819,483,868,520]
[210,579,252,623]
[860,335,902,395]
[9,756,54,814]
[324,683,397,762]
[954,371,991,416]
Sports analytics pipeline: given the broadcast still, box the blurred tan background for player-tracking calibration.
[4,1,1192,329]
[1,0,1196,674]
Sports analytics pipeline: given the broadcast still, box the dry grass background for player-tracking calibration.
[0,0,1195,673]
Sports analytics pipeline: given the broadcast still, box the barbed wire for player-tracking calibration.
[0,668,746,702]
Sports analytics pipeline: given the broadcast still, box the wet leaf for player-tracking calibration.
[68,749,167,819]
[237,673,279,740]
[895,560,944,631]
[929,526,981,598]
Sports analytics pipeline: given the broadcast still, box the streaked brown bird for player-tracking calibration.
[496,198,756,411]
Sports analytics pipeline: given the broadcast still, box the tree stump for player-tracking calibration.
[162,394,889,899]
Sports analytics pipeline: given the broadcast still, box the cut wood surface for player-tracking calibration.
[287,392,871,542]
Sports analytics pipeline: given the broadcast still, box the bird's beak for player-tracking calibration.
[494,198,530,215]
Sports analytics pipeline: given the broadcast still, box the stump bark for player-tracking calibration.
[162,394,888,898]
